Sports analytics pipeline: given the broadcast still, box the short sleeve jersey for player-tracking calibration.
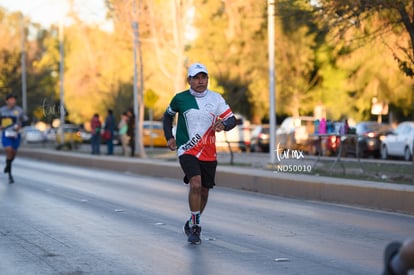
[0,105,24,131]
[166,89,233,161]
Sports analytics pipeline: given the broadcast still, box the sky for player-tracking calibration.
[0,0,112,30]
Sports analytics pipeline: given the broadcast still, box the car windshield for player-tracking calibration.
[364,123,391,133]
[261,127,270,134]
[143,123,162,129]
[63,127,79,133]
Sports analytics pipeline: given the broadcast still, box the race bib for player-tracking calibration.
[4,129,17,138]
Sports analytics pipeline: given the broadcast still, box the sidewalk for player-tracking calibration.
[15,143,414,215]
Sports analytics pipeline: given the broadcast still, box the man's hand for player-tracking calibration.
[167,138,177,151]
[213,120,225,132]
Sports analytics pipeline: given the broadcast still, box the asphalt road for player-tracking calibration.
[0,158,413,275]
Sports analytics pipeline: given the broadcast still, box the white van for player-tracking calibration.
[215,114,251,152]
[276,116,316,153]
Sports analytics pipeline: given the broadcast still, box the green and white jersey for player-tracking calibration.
[166,89,233,161]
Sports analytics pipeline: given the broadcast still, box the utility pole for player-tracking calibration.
[132,0,146,157]
[268,0,277,164]
[20,14,27,114]
[59,20,65,145]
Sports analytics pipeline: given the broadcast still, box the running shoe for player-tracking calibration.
[183,220,191,236]
[187,225,201,244]
[383,241,402,275]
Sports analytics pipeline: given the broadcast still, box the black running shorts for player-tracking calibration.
[179,154,217,189]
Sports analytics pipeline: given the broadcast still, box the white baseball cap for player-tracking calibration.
[187,63,208,77]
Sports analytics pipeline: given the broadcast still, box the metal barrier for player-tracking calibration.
[312,134,364,175]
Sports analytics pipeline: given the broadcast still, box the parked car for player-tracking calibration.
[22,126,45,144]
[381,121,414,161]
[79,128,92,144]
[250,124,270,152]
[44,128,57,142]
[354,122,393,157]
[276,116,316,153]
[143,121,167,147]
[318,121,343,156]
[56,124,83,149]
[215,114,251,152]
[327,121,392,158]
[324,134,341,156]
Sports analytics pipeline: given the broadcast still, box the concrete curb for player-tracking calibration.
[17,148,414,215]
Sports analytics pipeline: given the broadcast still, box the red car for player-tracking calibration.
[326,134,341,156]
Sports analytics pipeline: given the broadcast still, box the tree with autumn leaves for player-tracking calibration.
[317,0,414,77]
[315,0,414,120]
[0,0,413,131]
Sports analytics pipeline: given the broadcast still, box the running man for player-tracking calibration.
[163,63,237,244]
[0,94,26,184]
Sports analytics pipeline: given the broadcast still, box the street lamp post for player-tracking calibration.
[20,14,27,114]
[59,21,65,145]
[268,0,277,164]
[132,0,146,158]
[132,18,138,157]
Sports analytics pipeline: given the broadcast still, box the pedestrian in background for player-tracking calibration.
[90,113,101,155]
[127,108,135,157]
[118,112,129,156]
[0,93,26,184]
[104,109,115,155]
[163,63,237,244]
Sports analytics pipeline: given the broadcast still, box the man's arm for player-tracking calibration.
[214,115,237,132]
[163,111,174,141]
[222,115,237,131]
[163,110,177,150]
